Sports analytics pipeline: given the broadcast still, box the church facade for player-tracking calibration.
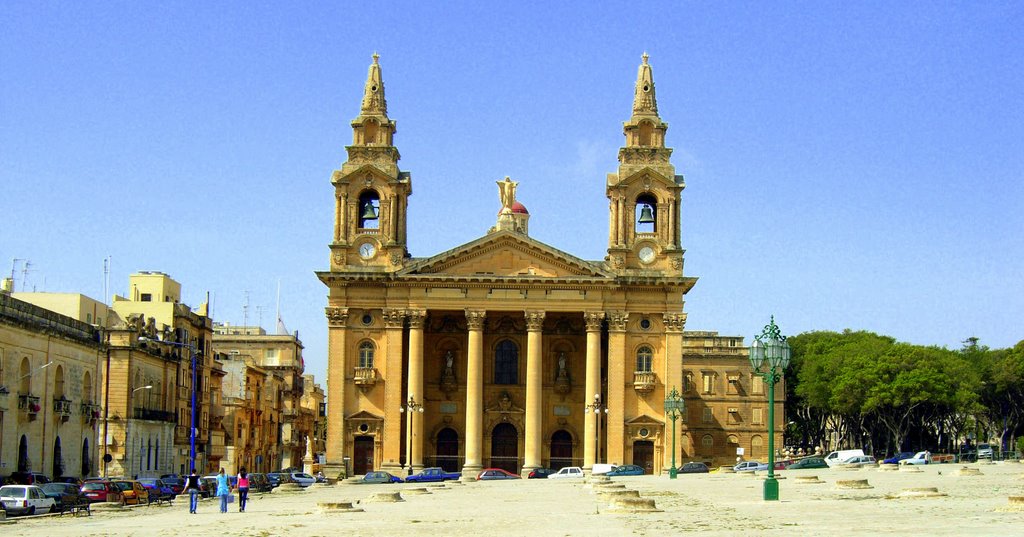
[318,55,779,478]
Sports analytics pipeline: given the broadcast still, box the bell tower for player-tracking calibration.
[329,54,411,271]
[605,53,686,273]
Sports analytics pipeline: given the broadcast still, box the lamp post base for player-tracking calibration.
[669,467,678,479]
[763,477,779,501]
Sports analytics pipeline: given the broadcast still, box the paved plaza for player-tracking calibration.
[5,462,1024,536]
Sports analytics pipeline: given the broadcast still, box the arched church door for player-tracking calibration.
[490,423,518,473]
[436,428,459,472]
[550,430,573,470]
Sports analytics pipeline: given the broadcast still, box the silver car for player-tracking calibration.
[0,484,56,515]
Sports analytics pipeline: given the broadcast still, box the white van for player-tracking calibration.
[591,464,618,475]
[823,449,865,467]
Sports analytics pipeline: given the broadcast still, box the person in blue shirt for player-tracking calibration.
[215,468,231,513]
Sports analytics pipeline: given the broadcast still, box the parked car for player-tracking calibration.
[55,476,83,486]
[977,443,994,460]
[41,482,87,511]
[289,472,316,487]
[591,463,617,475]
[405,467,462,483]
[606,464,645,476]
[359,471,403,484]
[477,468,521,480]
[159,476,185,495]
[547,466,584,479]
[0,484,56,515]
[824,449,865,467]
[7,472,51,486]
[137,478,175,501]
[247,473,272,492]
[733,461,768,472]
[81,480,122,503]
[677,462,710,474]
[198,477,217,498]
[786,457,828,470]
[900,451,955,465]
[266,473,284,488]
[840,455,877,467]
[111,479,149,505]
[527,468,554,479]
[882,452,916,465]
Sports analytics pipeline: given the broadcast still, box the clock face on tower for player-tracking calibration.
[359,242,377,260]
[638,246,656,264]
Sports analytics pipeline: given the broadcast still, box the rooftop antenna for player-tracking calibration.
[256,305,264,332]
[242,290,250,328]
[103,256,111,305]
[21,260,32,291]
[11,258,22,288]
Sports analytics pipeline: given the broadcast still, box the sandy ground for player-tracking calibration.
[5,462,1024,536]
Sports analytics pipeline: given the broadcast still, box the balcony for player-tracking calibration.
[354,367,377,392]
[53,396,73,422]
[80,402,101,423]
[18,394,41,419]
[633,371,657,395]
[134,407,177,422]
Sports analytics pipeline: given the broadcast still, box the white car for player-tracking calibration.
[546,466,584,479]
[840,455,877,467]
[0,484,56,516]
[289,472,316,487]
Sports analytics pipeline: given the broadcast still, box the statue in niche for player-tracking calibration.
[439,350,458,399]
[554,351,571,395]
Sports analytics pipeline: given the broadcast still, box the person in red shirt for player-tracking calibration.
[236,469,250,512]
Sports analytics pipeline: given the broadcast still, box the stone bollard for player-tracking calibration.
[794,475,824,484]
[317,501,365,513]
[274,483,306,493]
[898,465,923,473]
[878,464,899,472]
[597,489,640,501]
[402,487,432,495]
[604,497,662,513]
[893,487,947,499]
[954,466,982,476]
[363,491,404,503]
[716,466,735,474]
[835,479,873,489]
[997,497,1024,512]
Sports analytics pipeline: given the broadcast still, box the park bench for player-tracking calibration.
[59,498,92,517]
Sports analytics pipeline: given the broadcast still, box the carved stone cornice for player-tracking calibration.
[524,311,546,331]
[663,312,687,333]
[382,308,406,329]
[607,311,629,332]
[465,310,487,331]
[584,311,605,332]
[325,307,350,328]
[407,310,427,330]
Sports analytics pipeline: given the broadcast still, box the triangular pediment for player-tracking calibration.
[401,230,612,279]
[616,167,681,189]
[625,414,664,426]
[346,410,383,422]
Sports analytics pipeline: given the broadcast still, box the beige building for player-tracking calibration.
[0,293,104,479]
[12,292,110,328]
[316,54,780,480]
[212,323,315,472]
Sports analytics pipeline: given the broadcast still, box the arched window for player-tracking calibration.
[358,190,380,229]
[54,365,65,398]
[358,341,375,369]
[635,193,657,234]
[494,340,519,385]
[83,371,93,404]
[751,435,763,458]
[635,346,653,372]
[701,434,714,455]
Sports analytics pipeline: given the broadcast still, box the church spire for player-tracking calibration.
[631,52,658,117]
[360,52,388,117]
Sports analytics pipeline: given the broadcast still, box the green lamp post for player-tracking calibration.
[749,316,790,501]
[663,387,685,479]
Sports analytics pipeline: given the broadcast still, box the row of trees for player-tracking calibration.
[783,330,1024,457]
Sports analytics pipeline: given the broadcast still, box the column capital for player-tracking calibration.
[584,311,605,332]
[663,312,687,333]
[524,310,546,331]
[607,311,629,332]
[383,308,406,329]
[465,310,487,331]
[407,309,427,329]
[325,307,349,327]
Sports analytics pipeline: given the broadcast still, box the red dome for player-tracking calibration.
[498,201,529,215]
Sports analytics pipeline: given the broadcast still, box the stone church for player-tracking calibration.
[319,54,777,479]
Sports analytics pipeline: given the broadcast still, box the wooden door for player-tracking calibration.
[633,440,654,474]
[354,436,374,475]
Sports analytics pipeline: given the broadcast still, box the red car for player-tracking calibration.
[80,480,122,503]
[476,468,521,480]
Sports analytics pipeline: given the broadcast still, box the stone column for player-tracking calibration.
[381,308,406,474]
[582,311,604,471]
[606,311,628,465]
[523,310,545,474]
[324,307,349,479]
[662,312,686,473]
[407,310,426,472]
[462,310,486,479]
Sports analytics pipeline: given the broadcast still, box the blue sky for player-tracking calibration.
[3,2,1022,384]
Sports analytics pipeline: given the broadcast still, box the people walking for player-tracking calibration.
[215,468,230,513]
[184,469,201,514]
[236,468,250,512]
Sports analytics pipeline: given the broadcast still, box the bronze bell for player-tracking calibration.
[361,202,378,220]
[638,204,655,224]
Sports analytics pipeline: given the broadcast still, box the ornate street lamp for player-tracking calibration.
[663,386,685,479]
[399,396,424,476]
[749,316,791,501]
[584,394,608,464]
